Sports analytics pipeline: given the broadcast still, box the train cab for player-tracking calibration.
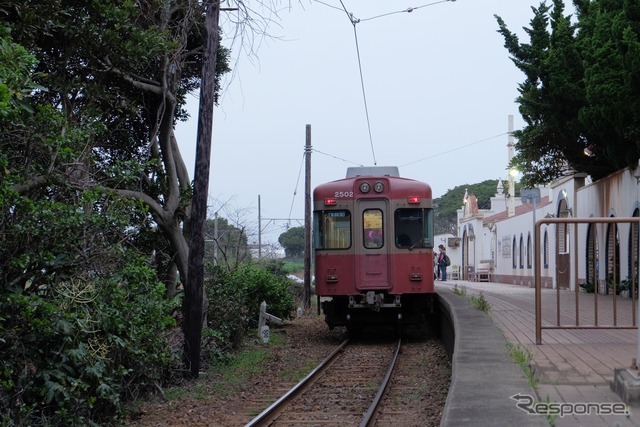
[313,166,435,330]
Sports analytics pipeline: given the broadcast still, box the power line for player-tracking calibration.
[399,132,508,167]
[288,151,306,220]
[312,0,457,23]
[338,0,377,165]
[312,148,364,167]
[311,0,457,166]
[359,0,456,23]
[311,132,507,169]
[311,0,344,13]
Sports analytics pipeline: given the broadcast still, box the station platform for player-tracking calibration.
[436,279,640,426]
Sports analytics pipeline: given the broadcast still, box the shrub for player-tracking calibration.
[579,282,595,293]
[469,292,491,313]
[0,256,179,425]
[452,284,467,296]
[204,264,296,361]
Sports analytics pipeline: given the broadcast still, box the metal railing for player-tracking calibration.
[535,217,640,345]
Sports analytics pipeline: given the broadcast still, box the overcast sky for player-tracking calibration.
[175,0,564,246]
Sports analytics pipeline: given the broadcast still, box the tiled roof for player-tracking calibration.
[482,195,552,226]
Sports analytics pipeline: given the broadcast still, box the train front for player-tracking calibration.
[313,167,435,331]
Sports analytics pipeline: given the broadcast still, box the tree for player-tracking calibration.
[2,0,230,290]
[204,215,250,271]
[278,226,305,258]
[434,180,506,235]
[1,0,235,383]
[495,0,640,187]
[578,0,640,167]
[0,29,181,422]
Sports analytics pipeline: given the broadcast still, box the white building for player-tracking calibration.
[458,155,640,292]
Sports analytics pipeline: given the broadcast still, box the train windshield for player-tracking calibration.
[363,209,384,249]
[394,208,434,248]
[313,210,351,249]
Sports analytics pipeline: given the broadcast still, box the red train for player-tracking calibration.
[313,166,436,331]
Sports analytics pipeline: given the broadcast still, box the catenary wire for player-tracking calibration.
[285,0,460,220]
[284,131,503,232]
[311,132,507,170]
[312,0,457,23]
[339,0,377,165]
[359,0,456,22]
[399,132,508,167]
[312,148,364,167]
[313,0,458,167]
[288,151,306,220]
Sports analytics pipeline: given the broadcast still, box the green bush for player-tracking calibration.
[469,292,491,313]
[579,282,595,293]
[0,256,179,426]
[204,264,295,361]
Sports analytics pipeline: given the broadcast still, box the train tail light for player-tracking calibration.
[325,198,337,206]
[408,196,421,204]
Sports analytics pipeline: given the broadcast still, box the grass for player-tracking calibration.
[279,358,318,382]
[469,292,490,313]
[451,285,490,312]
[542,394,558,426]
[506,344,560,426]
[451,284,467,296]
[506,342,538,389]
[161,329,287,404]
[283,261,304,273]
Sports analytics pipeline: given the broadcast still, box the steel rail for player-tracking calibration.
[360,337,402,427]
[244,338,349,427]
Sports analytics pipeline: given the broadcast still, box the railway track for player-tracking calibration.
[245,333,448,427]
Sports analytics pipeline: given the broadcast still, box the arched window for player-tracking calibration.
[606,219,620,291]
[512,237,517,269]
[543,230,549,269]
[527,233,532,269]
[557,198,570,254]
[519,234,524,269]
[628,209,639,293]
[586,223,597,287]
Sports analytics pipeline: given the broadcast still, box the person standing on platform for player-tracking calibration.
[437,245,449,281]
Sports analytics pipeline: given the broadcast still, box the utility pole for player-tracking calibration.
[258,195,262,260]
[213,211,218,266]
[303,125,312,310]
[184,0,220,379]
[507,115,516,217]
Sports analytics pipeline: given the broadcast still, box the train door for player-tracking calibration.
[355,199,390,290]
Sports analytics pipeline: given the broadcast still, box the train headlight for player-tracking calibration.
[359,182,371,193]
[373,182,384,193]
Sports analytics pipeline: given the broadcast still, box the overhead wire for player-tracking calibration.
[312,0,457,166]
[287,151,306,220]
[286,145,363,232]
[399,132,508,167]
[338,0,377,165]
[281,0,462,236]
[312,148,364,167]
[358,0,456,23]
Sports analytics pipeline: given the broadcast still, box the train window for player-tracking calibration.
[313,210,351,249]
[363,209,384,249]
[394,208,434,248]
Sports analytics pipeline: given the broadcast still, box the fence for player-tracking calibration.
[534,217,640,345]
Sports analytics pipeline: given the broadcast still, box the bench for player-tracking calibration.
[475,262,493,282]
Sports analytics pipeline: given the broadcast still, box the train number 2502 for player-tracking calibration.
[334,191,353,198]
